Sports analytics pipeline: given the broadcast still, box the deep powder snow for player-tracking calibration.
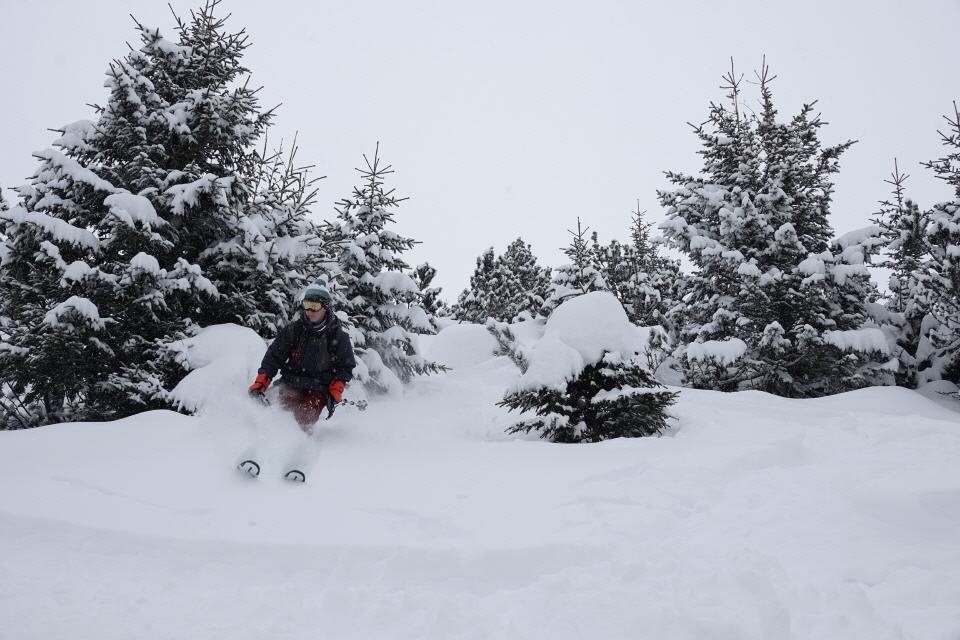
[1,321,959,640]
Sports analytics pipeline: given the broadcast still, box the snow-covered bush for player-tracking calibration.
[498,292,677,443]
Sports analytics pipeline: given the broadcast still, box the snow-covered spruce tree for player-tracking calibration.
[455,238,551,323]
[454,248,510,322]
[629,207,687,328]
[0,189,13,429]
[0,187,6,266]
[870,161,933,385]
[593,237,635,312]
[658,60,890,397]
[611,206,658,324]
[322,145,443,394]
[873,162,930,314]
[143,4,323,336]
[498,292,677,443]
[641,254,687,378]
[917,102,960,386]
[497,237,552,321]
[585,205,687,377]
[822,226,896,389]
[620,207,688,377]
[543,218,608,315]
[594,206,686,329]
[412,262,448,323]
[485,318,530,372]
[0,2,320,427]
[226,134,326,336]
[0,125,206,426]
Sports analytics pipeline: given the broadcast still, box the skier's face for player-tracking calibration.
[304,304,327,323]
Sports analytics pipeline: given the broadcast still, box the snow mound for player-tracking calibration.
[546,291,644,360]
[423,322,498,369]
[517,292,645,391]
[806,384,957,417]
[103,191,164,228]
[687,338,748,364]
[7,297,960,640]
[170,324,267,412]
[43,295,106,330]
[823,328,891,354]
[1,377,959,640]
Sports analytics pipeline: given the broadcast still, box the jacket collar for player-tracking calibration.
[300,310,337,334]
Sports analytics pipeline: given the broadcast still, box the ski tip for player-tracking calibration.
[237,460,261,478]
[284,469,306,483]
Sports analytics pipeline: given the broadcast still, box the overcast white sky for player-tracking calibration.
[2,0,958,296]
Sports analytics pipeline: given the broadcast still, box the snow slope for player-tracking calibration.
[1,323,959,640]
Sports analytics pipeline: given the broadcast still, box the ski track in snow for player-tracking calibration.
[2,343,960,638]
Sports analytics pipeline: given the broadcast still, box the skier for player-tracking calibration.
[247,280,357,431]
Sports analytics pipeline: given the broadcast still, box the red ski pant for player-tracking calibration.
[278,384,328,430]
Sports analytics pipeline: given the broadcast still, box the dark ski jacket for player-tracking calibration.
[258,312,356,392]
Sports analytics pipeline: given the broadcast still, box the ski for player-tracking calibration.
[237,459,260,478]
[237,461,306,483]
[284,469,306,483]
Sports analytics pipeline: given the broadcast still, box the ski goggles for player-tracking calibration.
[303,300,326,311]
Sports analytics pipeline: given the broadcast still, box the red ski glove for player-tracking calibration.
[328,380,345,403]
[249,373,271,395]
